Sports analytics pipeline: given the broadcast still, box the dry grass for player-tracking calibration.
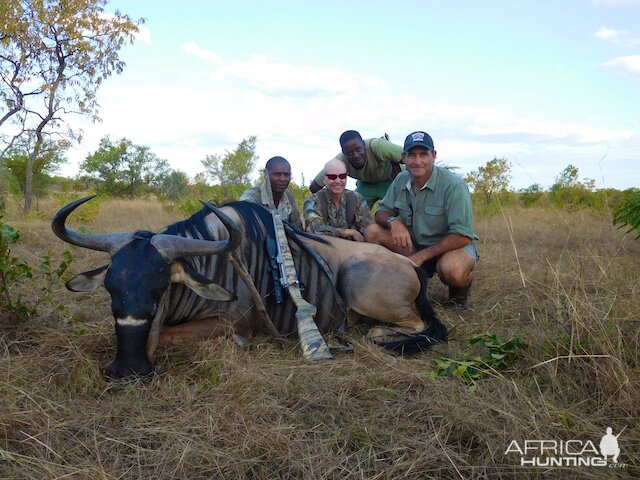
[1,197,639,479]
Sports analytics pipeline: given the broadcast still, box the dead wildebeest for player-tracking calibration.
[52,197,446,380]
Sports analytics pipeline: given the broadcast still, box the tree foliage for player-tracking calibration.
[3,135,68,198]
[79,136,169,197]
[613,189,640,238]
[549,164,603,210]
[201,136,258,186]
[519,183,544,207]
[0,0,141,213]
[159,169,189,200]
[465,157,512,207]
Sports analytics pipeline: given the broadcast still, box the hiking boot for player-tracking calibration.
[446,286,470,310]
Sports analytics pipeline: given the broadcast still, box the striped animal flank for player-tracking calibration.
[161,202,346,335]
[224,202,346,334]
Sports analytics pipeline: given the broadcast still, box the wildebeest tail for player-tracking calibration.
[376,266,447,356]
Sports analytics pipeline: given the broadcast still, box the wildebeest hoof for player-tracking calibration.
[367,326,398,341]
[232,333,251,349]
[102,362,155,383]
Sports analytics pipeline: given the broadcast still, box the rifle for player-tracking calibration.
[270,210,332,361]
[262,169,332,360]
[265,237,284,303]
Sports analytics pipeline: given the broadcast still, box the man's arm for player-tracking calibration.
[409,233,471,266]
[370,138,404,163]
[309,179,322,193]
[303,197,347,238]
[373,209,414,250]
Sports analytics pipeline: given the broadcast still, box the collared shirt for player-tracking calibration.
[240,181,303,230]
[303,189,373,238]
[377,166,478,247]
[313,137,404,187]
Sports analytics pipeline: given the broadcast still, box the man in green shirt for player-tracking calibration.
[308,130,404,209]
[365,131,479,308]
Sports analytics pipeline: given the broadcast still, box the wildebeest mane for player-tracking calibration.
[162,208,212,240]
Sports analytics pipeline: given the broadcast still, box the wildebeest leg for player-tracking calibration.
[337,255,425,337]
[158,314,253,345]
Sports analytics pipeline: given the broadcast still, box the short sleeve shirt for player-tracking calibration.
[377,167,478,247]
[313,138,403,187]
[240,181,303,230]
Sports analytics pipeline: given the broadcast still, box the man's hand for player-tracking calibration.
[409,249,430,266]
[343,229,365,242]
[390,221,413,252]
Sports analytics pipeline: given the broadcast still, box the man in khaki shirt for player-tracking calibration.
[365,131,479,308]
[240,156,303,230]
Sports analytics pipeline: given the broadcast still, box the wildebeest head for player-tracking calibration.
[52,195,241,380]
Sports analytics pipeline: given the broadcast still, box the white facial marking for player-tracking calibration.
[116,316,148,327]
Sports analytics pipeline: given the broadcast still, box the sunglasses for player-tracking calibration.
[325,173,347,180]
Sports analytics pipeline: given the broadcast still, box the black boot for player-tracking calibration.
[447,286,470,310]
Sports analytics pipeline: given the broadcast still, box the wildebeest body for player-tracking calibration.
[53,198,445,379]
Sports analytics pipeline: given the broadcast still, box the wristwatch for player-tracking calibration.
[386,216,398,228]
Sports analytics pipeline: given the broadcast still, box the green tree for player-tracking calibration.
[3,136,68,200]
[553,164,579,189]
[0,0,141,214]
[80,136,169,197]
[465,157,512,207]
[202,136,258,185]
[549,164,602,209]
[159,169,189,200]
[520,183,544,207]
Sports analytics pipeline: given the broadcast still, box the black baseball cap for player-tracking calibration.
[403,131,435,153]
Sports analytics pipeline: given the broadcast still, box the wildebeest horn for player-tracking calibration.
[201,201,242,251]
[51,195,134,255]
[149,201,242,261]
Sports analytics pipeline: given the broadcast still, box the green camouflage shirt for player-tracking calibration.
[303,189,373,238]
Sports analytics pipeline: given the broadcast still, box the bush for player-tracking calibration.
[51,193,102,223]
[519,184,544,207]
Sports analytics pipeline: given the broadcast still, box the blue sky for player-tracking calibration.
[63,0,640,190]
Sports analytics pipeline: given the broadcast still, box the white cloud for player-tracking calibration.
[594,26,640,46]
[183,42,224,66]
[135,24,152,46]
[600,54,640,76]
[595,26,624,40]
[182,42,384,96]
[60,48,639,192]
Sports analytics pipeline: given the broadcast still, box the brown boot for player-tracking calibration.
[447,286,470,310]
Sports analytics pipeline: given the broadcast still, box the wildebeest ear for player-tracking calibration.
[170,261,237,302]
[66,264,109,292]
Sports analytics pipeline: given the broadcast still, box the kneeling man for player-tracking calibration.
[304,159,373,242]
[365,131,479,308]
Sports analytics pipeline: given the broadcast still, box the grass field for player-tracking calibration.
[1,197,639,479]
